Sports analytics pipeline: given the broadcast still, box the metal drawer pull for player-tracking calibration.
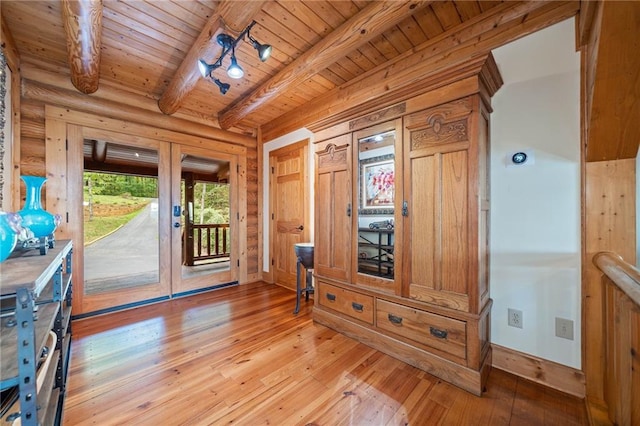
[326,293,336,302]
[430,327,448,339]
[388,314,403,325]
[351,302,364,312]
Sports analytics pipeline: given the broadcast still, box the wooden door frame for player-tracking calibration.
[267,139,310,284]
[45,105,248,315]
[65,124,172,315]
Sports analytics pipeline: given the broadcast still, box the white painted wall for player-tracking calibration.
[262,128,314,272]
[490,19,581,368]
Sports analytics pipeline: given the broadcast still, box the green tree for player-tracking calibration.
[84,172,158,197]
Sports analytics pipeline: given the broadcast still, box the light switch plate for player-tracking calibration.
[555,317,574,340]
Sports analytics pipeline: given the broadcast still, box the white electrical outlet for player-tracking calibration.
[508,308,523,329]
[555,317,574,340]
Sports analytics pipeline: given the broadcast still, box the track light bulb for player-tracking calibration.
[198,59,214,78]
[227,55,244,79]
[249,34,272,62]
[257,43,272,62]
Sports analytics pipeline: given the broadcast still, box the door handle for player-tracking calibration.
[297,225,304,231]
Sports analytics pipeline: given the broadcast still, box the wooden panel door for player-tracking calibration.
[315,136,352,282]
[270,141,309,290]
[403,97,480,313]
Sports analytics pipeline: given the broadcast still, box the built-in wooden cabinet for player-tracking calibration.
[312,54,501,396]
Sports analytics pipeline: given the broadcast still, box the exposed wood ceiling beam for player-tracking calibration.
[218,0,432,130]
[261,1,579,142]
[1,14,20,72]
[585,1,640,161]
[61,0,103,94]
[84,160,158,177]
[20,64,254,135]
[91,139,107,163]
[157,0,267,115]
[22,79,256,148]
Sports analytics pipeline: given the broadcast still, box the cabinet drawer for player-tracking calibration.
[318,283,374,324]
[376,299,466,359]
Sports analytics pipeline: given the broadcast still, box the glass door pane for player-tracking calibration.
[84,171,159,293]
[81,138,171,313]
[171,145,237,294]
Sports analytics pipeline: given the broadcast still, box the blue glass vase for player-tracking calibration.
[18,175,57,239]
[0,212,19,262]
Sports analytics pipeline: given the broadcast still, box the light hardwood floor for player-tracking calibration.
[63,282,588,425]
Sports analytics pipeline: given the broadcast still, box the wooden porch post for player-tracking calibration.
[184,172,195,266]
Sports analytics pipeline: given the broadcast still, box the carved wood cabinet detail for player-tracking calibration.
[312,54,502,396]
[315,136,352,282]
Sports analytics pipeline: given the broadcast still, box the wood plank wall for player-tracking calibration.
[1,10,22,211]
[579,1,639,423]
[17,82,260,287]
[246,149,259,279]
[19,100,46,190]
[584,160,636,414]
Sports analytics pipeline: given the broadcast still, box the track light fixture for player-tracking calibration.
[198,20,271,95]
[248,32,272,62]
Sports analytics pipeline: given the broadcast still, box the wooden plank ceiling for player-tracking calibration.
[2,1,571,137]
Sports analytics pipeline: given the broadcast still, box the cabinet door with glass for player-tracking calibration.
[352,119,403,295]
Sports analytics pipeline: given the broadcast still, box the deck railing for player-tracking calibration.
[592,252,640,426]
[189,223,230,264]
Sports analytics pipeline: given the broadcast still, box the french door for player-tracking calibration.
[72,131,172,315]
[69,128,238,315]
[170,144,237,295]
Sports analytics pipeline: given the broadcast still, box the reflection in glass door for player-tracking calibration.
[171,146,237,294]
[353,119,403,295]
